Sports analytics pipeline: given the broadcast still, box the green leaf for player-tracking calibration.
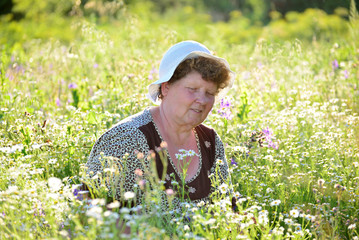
[87,111,97,124]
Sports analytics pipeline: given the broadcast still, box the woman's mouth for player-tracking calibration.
[191,108,203,113]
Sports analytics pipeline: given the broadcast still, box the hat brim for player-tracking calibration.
[147,51,235,104]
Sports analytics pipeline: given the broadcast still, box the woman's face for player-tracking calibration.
[161,71,217,128]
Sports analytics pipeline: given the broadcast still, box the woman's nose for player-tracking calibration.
[195,92,208,104]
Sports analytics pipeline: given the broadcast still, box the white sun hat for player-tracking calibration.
[147,40,235,104]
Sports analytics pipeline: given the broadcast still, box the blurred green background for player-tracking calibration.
[1,0,358,46]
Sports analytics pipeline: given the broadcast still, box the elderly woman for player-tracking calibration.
[86,40,235,207]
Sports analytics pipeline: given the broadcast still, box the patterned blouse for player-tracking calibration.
[86,108,231,206]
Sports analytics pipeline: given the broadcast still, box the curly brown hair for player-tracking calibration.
[158,56,231,100]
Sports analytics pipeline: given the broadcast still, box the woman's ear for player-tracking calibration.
[161,82,170,97]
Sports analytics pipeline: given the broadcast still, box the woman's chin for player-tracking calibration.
[186,117,205,127]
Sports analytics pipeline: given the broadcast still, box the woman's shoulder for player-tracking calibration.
[98,109,152,143]
[196,123,217,138]
[196,124,224,148]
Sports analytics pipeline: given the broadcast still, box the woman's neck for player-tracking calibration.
[150,106,193,146]
[150,106,200,181]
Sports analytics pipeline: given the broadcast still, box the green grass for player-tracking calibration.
[0,7,359,239]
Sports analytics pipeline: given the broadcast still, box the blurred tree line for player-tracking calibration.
[1,0,357,46]
[200,0,356,22]
[0,0,357,23]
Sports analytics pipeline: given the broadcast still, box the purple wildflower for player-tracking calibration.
[150,66,158,75]
[73,188,84,200]
[230,158,238,166]
[6,73,14,81]
[93,63,99,69]
[34,206,45,217]
[262,127,273,136]
[55,98,61,107]
[218,98,233,120]
[220,109,232,120]
[68,83,77,89]
[344,70,349,79]
[59,222,65,230]
[14,64,25,74]
[262,127,278,149]
[220,98,231,108]
[73,188,79,196]
[257,62,263,69]
[332,59,339,71]
[268,141,278,150]
[148,66,158,80]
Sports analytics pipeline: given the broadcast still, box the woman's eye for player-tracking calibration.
[188,87,196,91]
[207,92,215,96]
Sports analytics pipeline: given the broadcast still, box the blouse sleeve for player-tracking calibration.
[212,132,239,212]
[85,126,150,203]
[214,132,229,180]
[211,131,234,194]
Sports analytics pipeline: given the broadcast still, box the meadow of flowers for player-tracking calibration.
[1,6,359,239]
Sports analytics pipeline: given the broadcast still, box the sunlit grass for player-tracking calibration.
[0,10,359,239]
